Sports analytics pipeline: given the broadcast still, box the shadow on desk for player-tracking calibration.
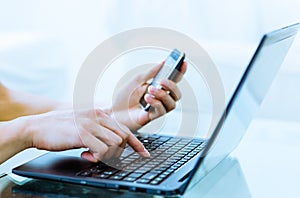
[0,157,251,198]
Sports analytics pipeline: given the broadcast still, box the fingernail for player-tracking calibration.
[143,148,151,158]
[161,79,169,86]
[145,93,153,101]
[149,85,157,93]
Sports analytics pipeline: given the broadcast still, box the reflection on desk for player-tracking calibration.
[185,157,251,198]
[0,157,250,198]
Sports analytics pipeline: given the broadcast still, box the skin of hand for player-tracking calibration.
[0,108,150,164]
[110,62,187,131]
[0,62,186,164]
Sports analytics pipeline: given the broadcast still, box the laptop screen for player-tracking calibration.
[184,23,299,193]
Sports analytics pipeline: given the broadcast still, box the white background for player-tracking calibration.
[0,0,299,121]
[0,1,300,197]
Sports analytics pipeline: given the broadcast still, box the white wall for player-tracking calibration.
[0,0,299,121]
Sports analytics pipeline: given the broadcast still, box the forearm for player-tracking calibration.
[0,117,32,164]
[0,83,62,121]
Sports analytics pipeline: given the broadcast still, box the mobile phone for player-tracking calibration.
[140,48,185,111]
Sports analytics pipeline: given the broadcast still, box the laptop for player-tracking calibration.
[13,23,299,196]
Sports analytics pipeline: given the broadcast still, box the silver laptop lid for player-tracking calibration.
[183,23,300,193]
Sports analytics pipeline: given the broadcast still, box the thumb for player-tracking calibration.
[140,61,164,82]
[81,151,98,163]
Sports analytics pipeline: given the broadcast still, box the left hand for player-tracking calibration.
[109,62,187,131]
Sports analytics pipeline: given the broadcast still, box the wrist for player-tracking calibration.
[0,116,34,163]
[11,116,34,149]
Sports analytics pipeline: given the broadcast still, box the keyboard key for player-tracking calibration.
[134,168,151,174]
[160,172,169,178]
[153,167,166,173]
[136,178,150,184]
[76,133,205,185]
[171,164,181,169]
[158,136,170,142]
[152,176,164,183]
[96,174,110,179]
[114,171,130,177]
[103,170,118,175]
[124,167,138,172]
[164,169,174,174]
[128,172,143,179]
[123,177,136,182]
[110,175,123,180]
[78,171,92,177]
[127,154,140,160]
[141,173,158,180]
[150,180,160,185]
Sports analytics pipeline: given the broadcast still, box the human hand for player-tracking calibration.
[110,62,187,131]
[24,109,150,162]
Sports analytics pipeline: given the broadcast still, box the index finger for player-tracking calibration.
[127,133,150,158]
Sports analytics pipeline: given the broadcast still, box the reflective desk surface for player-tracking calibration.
[1,118,299,198]
[0,157,250,198]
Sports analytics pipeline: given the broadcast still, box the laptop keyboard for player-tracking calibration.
[77,134,205,185]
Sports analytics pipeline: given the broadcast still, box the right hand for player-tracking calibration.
[111,62,187,131]
[24,109,150,162]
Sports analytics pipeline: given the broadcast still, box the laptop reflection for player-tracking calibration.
[8,157,251,198]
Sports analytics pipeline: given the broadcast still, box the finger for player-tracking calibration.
[126,133,150,158]
[145,94,167,120]
[80,134,108,162]
[102,118,131,143]
[180,61,187,74]
[134,83,148,103]
[94,109,130,142]
[88,122,123,146]
[113,121,150,158]
[160,79,182,101]
[94,110,150,158]
[148,85,176,112]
